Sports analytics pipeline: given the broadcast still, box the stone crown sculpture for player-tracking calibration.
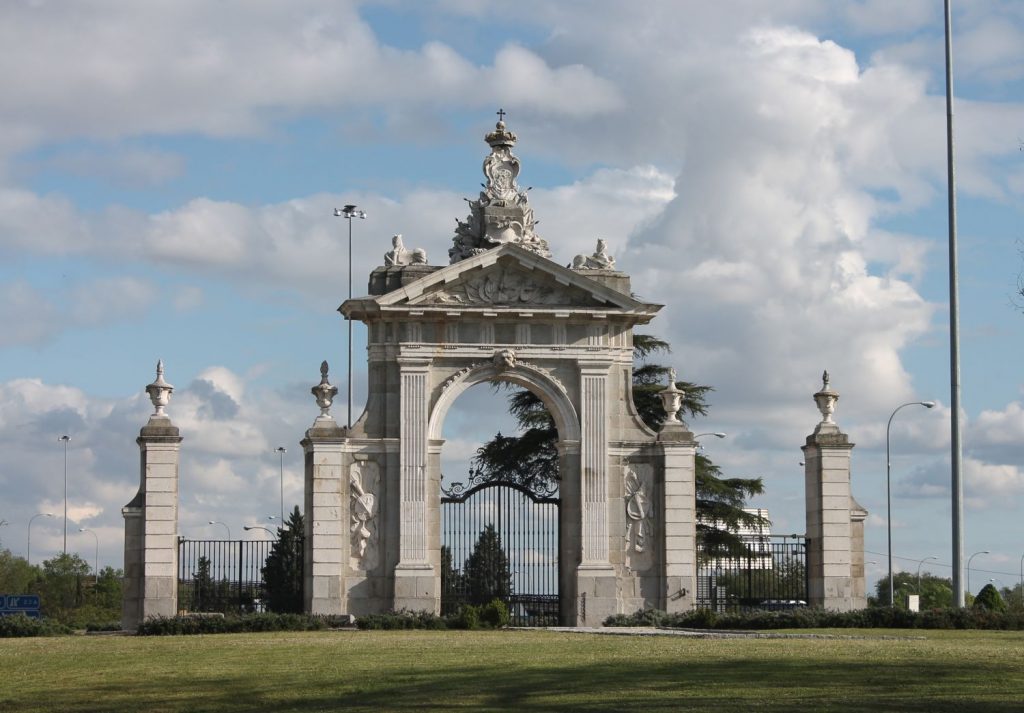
[449,111,551,263]
[145,360,174,417]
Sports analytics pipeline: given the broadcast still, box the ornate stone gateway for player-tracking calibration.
[119,117,867,630]
[300,116,702,626]
[440,470,560,626]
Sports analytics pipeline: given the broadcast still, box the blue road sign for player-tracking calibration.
[6,595,40,610]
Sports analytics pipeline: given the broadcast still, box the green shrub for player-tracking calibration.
[972,584,1007,613]
[479,598,510,628]
[448,604,481,630]
[136,612,342,636]
[0,614,72,638]
[605,606,1024,631]
[356,610,447,630]
[84,621,123,633]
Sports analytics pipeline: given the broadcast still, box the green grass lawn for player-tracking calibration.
[2,629,1023,712]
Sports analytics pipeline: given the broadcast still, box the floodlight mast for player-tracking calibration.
[333,204,366,429]
[943,0,966,609]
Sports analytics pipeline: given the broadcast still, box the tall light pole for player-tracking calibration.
[916,555,938,595]
[78,527,98,579]
[58,435,70,554]
[208,520,231,539]
[28,513,54,564]
[1019,552,1023,608]
[943,0,966,610]
[275,447,287,524]
[886,401,935,605]
[333,203,366,429]
[967,550,988,596]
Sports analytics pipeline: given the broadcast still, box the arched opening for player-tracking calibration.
[435,372,570,626]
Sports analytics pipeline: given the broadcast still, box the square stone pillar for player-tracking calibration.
[659,424,697,613]
[394,358,436,613]
[302,418,347,615]
[122,414,181,630]
[802,372,858,611]
[575,362,616,626]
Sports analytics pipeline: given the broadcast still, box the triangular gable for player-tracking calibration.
[373,243,656,313]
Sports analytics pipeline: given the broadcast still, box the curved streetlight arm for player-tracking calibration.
[243,525,277,539]
[208,520,231,540]
[916,555,938,594]
[966,550,990,595]
[78,527,99,577]
[27,512,55,565]
[885,400,936,606]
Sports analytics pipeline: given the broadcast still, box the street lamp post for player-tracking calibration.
[78,527,98,579]
[1019,552,1023,608]
[333,203,366,430]
[885,401,935,605]
[916,555,938,596]
[59,435,70,553]
[208,520,231,540]
[27,513,54,564]
[243,525,277,539]
[276,447,287,524]
[967,550,989,596]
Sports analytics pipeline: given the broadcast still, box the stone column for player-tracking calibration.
[122,362,181,630]
[394,357,435,612]
[575,362,616,625]
[303,362,347,615]
[657,371,697,613]
[802,372,858,611]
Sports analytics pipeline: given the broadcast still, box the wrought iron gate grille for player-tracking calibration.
[178,538,274,614]
[697,534,808,611]
[441,477,560,626]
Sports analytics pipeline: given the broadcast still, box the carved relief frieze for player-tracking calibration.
[418,268,599,307]
[624,462,654,572]
[349,461,380,571]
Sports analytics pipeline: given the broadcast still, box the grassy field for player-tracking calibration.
[2,628,1023,712]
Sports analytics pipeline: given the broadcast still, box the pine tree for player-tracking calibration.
[462,525,512,606]
[261,506,305,613]
[471,333,767,555]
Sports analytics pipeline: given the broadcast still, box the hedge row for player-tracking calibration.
[136,612,354,636]
[604,607,1024,631]
[356,600,511,630]
[0,614,73,638]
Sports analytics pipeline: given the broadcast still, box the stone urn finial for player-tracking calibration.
[311,360,339,421]
[145,360,174,417]
[658,367,686,426]
[813,369,839,426]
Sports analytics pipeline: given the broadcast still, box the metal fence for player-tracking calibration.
[178,538,274,614]
[697,534,808,611]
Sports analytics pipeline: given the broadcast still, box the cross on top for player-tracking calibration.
[496,108,506,122]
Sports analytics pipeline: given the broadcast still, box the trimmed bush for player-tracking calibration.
[479,598,510,628]
[448,604,481,630]
[356,610,447,630]
[972,584,1007,613]
[136,612,352,636]
[0,614,72,638]
[604,606,1024,631]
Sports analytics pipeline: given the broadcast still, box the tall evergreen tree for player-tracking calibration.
[471,333,767,556]
[261,506,305,613]
[462,525,512,605]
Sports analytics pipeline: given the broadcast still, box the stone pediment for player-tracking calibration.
[369,244,656,314]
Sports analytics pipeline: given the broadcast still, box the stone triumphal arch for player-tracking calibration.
[121,115,867,630]
[301,118,700,626]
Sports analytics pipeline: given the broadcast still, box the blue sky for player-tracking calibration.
[0,0,1022,596]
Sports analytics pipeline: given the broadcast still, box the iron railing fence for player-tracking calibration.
[697,534,808,611]
[177,538,274,614]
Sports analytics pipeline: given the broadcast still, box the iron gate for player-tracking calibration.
[697,534,808,611]
[441,473,560,626]
[178,538,274,614]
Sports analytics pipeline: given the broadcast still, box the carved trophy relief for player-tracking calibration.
[349,461,380,571]
[624,463,654,572]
